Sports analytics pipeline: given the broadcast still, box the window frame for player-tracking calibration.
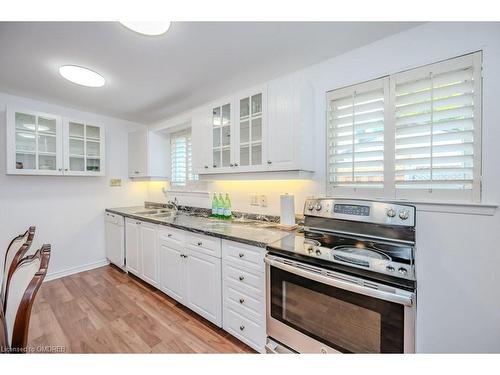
[326,51,483,203]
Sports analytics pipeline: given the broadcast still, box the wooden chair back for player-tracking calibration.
[2,226,36,310]
[4,244,50,352]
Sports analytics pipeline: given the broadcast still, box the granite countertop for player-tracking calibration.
[106,206,293,248]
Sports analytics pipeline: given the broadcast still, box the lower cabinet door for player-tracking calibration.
[186,250,222,327]
[159,241,186,304]
[140,222,159,287]
[125,218,140,276]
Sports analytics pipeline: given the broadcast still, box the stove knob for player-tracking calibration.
[386,265,395,272]
[398,267,408,276]
[315,202,322,211]
[399,210,409,220]
[307,202,315,211]
[386,209,396,218]
[315,249,322,256]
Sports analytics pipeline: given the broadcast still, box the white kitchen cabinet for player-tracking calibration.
[140,221,159,287]
[222,240,266,353]
[6,107,63,175]
[191,108,211,172]
[6,107,107,176]
[159,239,186,304]
[125,218,141,276]
[234,87,267,172]
[105,212,125,268]
[128,129,168,179]
[125,218,159,286]
[266,72,315,172]
[63,118,105,176]
[186,249,222,325]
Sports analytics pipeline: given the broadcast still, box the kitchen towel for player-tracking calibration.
[280,194,295,226]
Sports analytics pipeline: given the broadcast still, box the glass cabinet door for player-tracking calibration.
[212,103,231,168]
[13,111,61,173]
[66,121,103,174]
[239,93,263,167]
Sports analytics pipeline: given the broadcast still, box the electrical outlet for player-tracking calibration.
[250,194,260,206]
[109,179,122,187]
[260,195,267,207]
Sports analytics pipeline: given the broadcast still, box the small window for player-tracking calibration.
[327,52,482,203]
[170,130,198,186]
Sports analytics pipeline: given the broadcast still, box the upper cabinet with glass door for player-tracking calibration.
[211,101,233,170]
[5,107,105,176]
[63,120,105,176]
[6,108,63,175]
[236,89,266,170]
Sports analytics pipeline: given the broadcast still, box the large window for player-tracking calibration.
[170,129,197,186]
[327,52,482,202]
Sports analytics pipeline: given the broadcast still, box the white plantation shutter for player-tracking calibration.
[170,130,198,186]
[327,77,389,194]
[393,53,481,201]
[326,52,482,203]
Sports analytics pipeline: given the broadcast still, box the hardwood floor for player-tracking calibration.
[27,265,255,353]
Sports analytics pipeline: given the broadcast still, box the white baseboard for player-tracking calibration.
[44,259,110,282]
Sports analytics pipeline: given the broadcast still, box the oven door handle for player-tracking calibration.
[265,256,414,306]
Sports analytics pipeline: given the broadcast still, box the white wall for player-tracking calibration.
[148,22,500,352]
[0,92,149,280]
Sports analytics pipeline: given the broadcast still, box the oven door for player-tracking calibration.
[265,255,415,354]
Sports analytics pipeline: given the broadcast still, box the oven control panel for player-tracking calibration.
[304,198,415,227]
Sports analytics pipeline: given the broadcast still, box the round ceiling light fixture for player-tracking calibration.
[59,65,106,88]
[119,21,171,36]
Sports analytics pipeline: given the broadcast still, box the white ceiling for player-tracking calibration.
[0,22,420,124]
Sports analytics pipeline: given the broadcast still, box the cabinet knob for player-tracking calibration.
[204,165,209,169]
[267,160,272,165]
[136,221,141,225]
[167,234,172,237]
[239,275,244,281]
[239,298,245,304]
[213,165,216,168]
[64,168,68,171]
[134,171,140,174]
[58,168,62,171]
[197,241,202,246]
[234,163,238,167]
[230,163,234,167]
[238,253,244,258]
[239,325,245,331]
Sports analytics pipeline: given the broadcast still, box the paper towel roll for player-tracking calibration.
[280,194,295,226]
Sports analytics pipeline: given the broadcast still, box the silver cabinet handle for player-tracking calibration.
[239,325,245,331]
[167,234,172,237]
[238,253,244,258]
[239,298,244,304]
[134,171,140,174]
[239,275,244,281]
[136,221,142,225]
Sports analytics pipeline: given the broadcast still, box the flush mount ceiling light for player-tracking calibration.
[119,21,171,36]
[59,65,105,88]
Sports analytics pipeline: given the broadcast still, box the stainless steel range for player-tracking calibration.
[265,198,416,354]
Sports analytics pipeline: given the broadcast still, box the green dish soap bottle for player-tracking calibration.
[211,193,219,218]
[217,193,225,218]
[223,193,232,219]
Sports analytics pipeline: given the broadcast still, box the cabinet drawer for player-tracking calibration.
[222,240,265,272]
[225,281,264,323]
[158,226,185,247]
[223,261,264,296]
[186,232,221,258]
[224,307,265,353]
